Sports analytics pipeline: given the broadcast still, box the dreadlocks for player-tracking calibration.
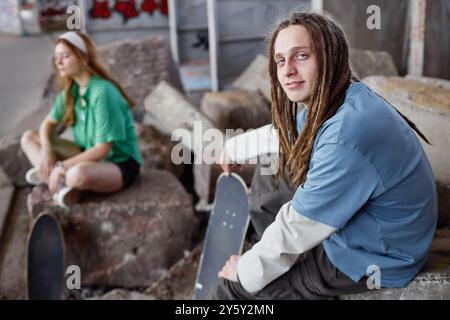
[268,12,429,187]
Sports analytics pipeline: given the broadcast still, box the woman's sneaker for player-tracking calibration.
[25,168,44,185]
[54,187,80,209]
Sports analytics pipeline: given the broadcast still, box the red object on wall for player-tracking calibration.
[90,0,168,21]
[141,0,168,16]
[159,0,168,16]
[90,0,111,19]
[114,0,139,21]
[141,0,158,14]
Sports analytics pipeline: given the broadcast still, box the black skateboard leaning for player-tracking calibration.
[26,212,65,300]
[194,173,250,300]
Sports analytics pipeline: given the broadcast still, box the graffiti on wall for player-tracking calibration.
[90,0,168,23]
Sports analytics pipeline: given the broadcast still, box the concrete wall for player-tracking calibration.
[175,0,306,86]
[84,0,170,45]
[215,0,308,85]
[177,0,209,63]
[0,0,23,35]
[323,0,409,75]
[85,0,305,89]
[323,0,450,80]
[424,0,450,80]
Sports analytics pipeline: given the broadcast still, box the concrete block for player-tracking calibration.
[137,123,184,179]
[0,186,14,242]
[350,49,398,79]
[145,244,202,300]
[200,89,271,132]
[232,54,271,102]
[0,167,11,187]
[27,170,198,288]
[437,182,450,227]
[143,81,216,157]
[341,271,450,300]
[89,289,156,300]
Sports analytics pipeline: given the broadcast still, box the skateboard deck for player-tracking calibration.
[26,212,65,300]
[194,172,250,299]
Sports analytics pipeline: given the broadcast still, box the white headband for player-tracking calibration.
[59,31,87,53]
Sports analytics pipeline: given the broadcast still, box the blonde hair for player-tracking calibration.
[54,31,135,127]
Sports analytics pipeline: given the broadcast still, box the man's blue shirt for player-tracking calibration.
[293,82,438,287]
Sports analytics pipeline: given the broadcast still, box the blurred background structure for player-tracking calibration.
[0,0,448,133]
[1,0,449,85]
[0,0,449,300]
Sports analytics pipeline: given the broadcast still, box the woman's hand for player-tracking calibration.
[218,255,240,282]
[48,166,65,193]
[39,148,56,182]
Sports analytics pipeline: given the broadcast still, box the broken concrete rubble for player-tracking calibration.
[26,169,198,288]
[89,288,156,300]
[145,244,202,300]
[137,123,184,179]
[349,49,398,79]
[143,81,230,207]
[232,54,271,102]
[1,30,449,300]
[200,89,271,132]
[143,81,216,158]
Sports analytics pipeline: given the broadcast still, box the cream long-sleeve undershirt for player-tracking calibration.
[237,201,337,293]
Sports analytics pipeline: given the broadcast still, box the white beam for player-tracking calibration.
[168,0,180,66]
[311,0,323,13]
[207,0,219,92]
[408,0,427,76]
[78,0,87,33]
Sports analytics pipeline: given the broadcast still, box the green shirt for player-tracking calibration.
[49,75,142,165]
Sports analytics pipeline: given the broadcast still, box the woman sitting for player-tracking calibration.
[21,31,142,208]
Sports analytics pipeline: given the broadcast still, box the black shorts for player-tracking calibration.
[116,157,140,189]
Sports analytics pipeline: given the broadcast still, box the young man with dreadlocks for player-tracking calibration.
[212,12,438,300]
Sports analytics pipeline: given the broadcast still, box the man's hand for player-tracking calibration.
[218,255,240,282]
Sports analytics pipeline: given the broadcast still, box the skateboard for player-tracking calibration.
[26,212,65,300]
[194,173,250,299]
